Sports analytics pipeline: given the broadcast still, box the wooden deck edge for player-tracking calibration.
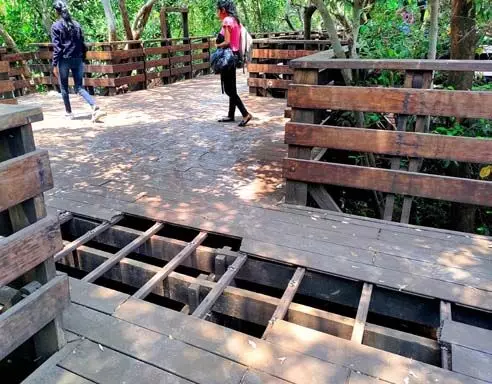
[0,104,43,132]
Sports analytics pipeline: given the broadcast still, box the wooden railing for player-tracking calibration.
[0,60,16,104]
[248,38,348,98]
[0,47,34,96]
[285,55,492,224]
[0,104,69,364]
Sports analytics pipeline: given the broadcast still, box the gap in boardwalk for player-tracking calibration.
[452,303,492,330]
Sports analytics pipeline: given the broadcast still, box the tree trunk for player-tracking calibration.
[119,0,134,40]
[101,0,118,41]
[132,0,159,40]
[0,24,18,51]
[427,0,439,59]
[351,0,363,58]
[284,0,296,31]
[304,6,317,39]
[449,0,477,233]
[237,0,251,27]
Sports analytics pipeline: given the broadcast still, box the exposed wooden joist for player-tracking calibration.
[262,267,305,338]
[351,283,373,344]
[193,253,248,319]
[132,231,208,300]
[440,301,452,370]
[82,222,164,283]
[54,215,123,262]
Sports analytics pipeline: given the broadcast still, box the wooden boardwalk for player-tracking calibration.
[12,73,492,383]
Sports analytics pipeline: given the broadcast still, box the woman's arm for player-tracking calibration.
[216,27,231,49]
[51,24,62,68]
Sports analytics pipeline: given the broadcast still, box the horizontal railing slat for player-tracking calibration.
[285,122,492,164]
[284,158,492,206]
[288,85,492,119]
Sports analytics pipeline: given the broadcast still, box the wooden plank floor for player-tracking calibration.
[24,279,488,384]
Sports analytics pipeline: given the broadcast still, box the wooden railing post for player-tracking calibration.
[285,68,323,205]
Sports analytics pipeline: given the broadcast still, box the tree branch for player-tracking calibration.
[132,0,159,40]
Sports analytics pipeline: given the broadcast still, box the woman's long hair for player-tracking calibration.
[217,0,241,25]
[53,0,76,31]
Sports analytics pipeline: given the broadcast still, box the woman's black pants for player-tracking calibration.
[221,65,248,119]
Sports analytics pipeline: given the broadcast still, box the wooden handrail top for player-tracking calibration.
[253,38,333,45]
[290,56,492,72]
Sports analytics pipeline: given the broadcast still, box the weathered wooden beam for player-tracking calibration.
[54,214,123,262]
[262,267,305,338]
[440,301,452,370]
[65,245,439,363]
[82,222,164,283]
[351,283,373,343]
[308,184,342,212]
[193,253,248,319]
[132,231,208,300]
[0,274,69,360]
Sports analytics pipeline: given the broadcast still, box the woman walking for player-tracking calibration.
[51,1,104,121]
[216,0,252,127]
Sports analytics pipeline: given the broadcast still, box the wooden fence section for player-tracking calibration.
[0,48,34,96]
[0,61,16,104]
[285,57,492,224]
[248,39,342,98]
[0,104,69,364]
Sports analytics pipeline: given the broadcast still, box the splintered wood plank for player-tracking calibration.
[266,320,482,384]
[113,298,351,384]
[59,339,193,384]
[440,320,492,355]
[63,304,247,384]
[451,344,492,383]
[82,222,164,283]
[0,274,69,360]
[0,215,62,286]
[284,122,492,164]
[68,277,129,315]
[351,283,373,344]
[0,149,53,211]
[193,253,248,319]
[283,159,492,206]
[288,85,492,119]
[133,231,208,299]
[54,215,123,262]
[0,104,43,132]
[262,267,305,338]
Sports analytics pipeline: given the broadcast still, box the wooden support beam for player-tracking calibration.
[132,231,208,300]
[351,283,373,344]
[66,245,440,363]
[57,212,73,225]
[262,267,305,338]
[214,254,226,280]
[440,301,452,370]
[82,222,164,283]
[192,253,248,319]
[54,215,123,262]
[309,184,342,212]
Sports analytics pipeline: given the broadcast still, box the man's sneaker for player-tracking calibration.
[92,106,106,122]
[64,112,74,120]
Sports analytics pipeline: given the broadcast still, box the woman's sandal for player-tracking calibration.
[218,117,235,122]
[238,114,252,127]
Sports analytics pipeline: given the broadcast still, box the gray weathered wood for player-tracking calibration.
[309,185,342,212]
[112,298,351,384]
[0,104,43,132]
[266,320,483,384]
[54,214,123,262]
[241,370,290,384]
[0,215,62,286]
[59,339,193,384]
[0,274,70,360]
[351,283,373,343]
[440,320,492,355]
[63,303,247,384]
[82,221,164,283]
[262,267,305,338]
[451,344,492,383]
[132,231,208,299]
[193,253,248,318]
[440,301,452,370]
[68,277,129,315]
